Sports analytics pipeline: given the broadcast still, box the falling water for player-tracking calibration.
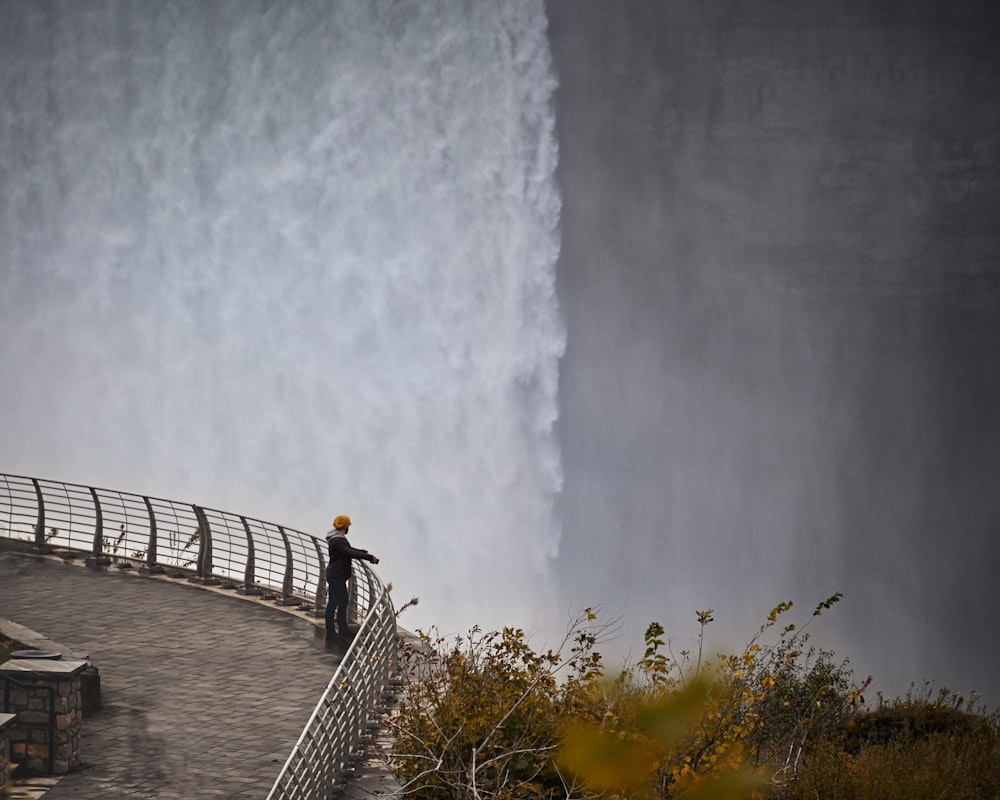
[0,2,564,633]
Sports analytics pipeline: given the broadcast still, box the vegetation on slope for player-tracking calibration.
[387,596,1000,799]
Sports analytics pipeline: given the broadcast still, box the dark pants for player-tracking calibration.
[325,576,350,635]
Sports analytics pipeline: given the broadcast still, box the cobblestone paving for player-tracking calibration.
[0,550,350,799]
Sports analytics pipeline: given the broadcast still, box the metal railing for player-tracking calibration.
[0,473,330,603]
[267,559,398,800]
[0,472,399,798]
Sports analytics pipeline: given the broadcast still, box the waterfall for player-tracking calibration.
[0,1,565,632]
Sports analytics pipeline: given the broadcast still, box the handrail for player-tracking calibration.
[0,472,399,797]
[1,472,325,602]
[266,560,399,800]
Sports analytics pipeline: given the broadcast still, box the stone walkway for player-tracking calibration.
[0,550,397,799]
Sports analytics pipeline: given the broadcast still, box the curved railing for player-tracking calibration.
[0,472,399,799]
[0,473,328,604]
[266,558,398,800]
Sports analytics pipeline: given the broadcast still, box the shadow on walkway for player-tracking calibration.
[0,551,351,800]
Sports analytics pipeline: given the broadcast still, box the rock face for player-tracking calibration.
[546,0,1000,703]
[548,0,1000,299]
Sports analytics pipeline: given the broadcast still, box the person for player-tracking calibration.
[325,514,379,641]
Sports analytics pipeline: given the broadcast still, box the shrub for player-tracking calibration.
[0,633,28,663]
[388,610,612,799]
[786,688,1000,800]
[387,596,998,800]
[560,596,852,800]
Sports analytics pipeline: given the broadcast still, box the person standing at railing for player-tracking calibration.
[325,514,379,642]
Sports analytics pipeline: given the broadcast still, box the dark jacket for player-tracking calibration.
[326,530,374,581]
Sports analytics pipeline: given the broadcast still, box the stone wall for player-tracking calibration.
[0,713,15,792]
[0,660,87,775]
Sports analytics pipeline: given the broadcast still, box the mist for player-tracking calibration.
[548,1,1000,705]
[0,1,564,634]
[2,0,999,708]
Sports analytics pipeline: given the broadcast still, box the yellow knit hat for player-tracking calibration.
[333,514,351,531]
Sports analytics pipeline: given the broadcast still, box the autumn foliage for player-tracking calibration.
[387,596,1000,799]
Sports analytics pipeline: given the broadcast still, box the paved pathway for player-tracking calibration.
[0,550,384,799]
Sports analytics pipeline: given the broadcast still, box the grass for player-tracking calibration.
[0,633,28,663]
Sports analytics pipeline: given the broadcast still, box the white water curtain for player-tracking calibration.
[0,1,565,632]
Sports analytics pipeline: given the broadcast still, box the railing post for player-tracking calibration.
[348,569,360,629]
[193,505,212,580]
[84,487,111,568]
[90,487,103,558]
[141,497,164,574]
[312,537,327,618]
[31,478,45,548]
[239,516,259,594]
[275,526,298,605]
